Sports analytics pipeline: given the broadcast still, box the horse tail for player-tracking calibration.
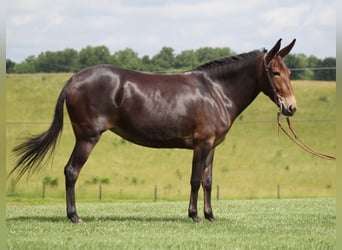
[9,85,67,182]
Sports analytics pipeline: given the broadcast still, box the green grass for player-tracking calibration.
[6,199,336,249]
[6,74,336,200]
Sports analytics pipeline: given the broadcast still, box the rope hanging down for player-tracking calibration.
[277,112,336,160]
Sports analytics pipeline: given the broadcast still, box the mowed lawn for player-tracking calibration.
[7,199,335,249]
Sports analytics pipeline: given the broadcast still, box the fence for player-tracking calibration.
[39,182,286,201]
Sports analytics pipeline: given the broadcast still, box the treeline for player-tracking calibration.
[6,45,335,80]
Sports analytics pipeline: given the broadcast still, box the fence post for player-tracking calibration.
[277,184,280,199]
[154,185,157,202]
[99,183,102,201]
[42,182,46,199]
[216,185,220,200]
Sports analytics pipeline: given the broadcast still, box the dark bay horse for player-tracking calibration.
[10,39,297,223]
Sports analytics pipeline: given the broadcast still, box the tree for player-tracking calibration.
[111,48,142,70]
[195,47,215,64]
[151,47,175,71]
[174,49,198,69]
[307,55,320,68]
[284,54,309,80]
[195,47,234,65]
[78,45,111,69]
[14,55,37,73]
[58,48,79,72]
[6,59,16,73]
[34,49,78,73]
[36,51,55,72]
[6,45,335,80]
[316,57,336,81]
[285,54,335,81]
[141,55,152,71]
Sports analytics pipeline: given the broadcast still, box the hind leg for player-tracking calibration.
[64,135,100,223]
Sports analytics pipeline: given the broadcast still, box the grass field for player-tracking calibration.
[6,199,336,249]
[6,74,336,201]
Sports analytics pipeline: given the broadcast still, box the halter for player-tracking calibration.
[263,56,336,160]
[263,55,283,110]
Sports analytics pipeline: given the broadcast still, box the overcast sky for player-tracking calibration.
[7,0,336,63]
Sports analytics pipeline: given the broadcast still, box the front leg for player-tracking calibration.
[188,142,213,223]
[188,181,201,223]
[202,148,215,222]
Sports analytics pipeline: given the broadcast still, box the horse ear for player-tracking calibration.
[277,39,296,58]
[265,39,282,64]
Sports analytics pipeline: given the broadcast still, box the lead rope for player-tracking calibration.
[277,112,336,160]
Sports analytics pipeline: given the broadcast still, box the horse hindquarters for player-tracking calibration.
[63,72,115,223]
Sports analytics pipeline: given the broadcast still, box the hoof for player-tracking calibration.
[205,216,215,222]
[74,218,83,224]
[69,214,83,224]
[190,216,201,223]
[204,211,215,222]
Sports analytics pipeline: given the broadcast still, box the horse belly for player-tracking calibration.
[110,123,194,149]
[110,101,195,149]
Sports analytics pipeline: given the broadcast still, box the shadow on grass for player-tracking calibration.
[7,215,193,224]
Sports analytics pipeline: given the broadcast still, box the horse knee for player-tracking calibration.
[202,177,212,192]
[190,179,201,191]
[64,165,79,183]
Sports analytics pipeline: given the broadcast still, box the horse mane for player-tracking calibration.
[193,49,266,72]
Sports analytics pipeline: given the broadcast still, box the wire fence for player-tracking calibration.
[6,119,336,126]
[6,67,335,126]
[289,67,336,71]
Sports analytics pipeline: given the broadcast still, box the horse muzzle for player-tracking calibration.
[278,96,297,117]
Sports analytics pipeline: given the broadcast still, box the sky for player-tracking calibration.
[6,0,336,63]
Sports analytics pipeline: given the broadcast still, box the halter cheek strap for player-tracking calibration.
[263,56,282,109]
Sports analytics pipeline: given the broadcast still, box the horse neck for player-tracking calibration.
[205,57,263,117]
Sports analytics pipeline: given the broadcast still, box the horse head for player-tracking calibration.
[262,39,297,117]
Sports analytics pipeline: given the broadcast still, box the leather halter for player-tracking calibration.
[263,55,335,160]
[263,55,282,110]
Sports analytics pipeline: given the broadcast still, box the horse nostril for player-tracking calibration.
[289,105,297,114]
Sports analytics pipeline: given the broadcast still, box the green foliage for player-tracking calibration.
[284,54,336,81]
[151,46,175,71]
[316,57,336,81]
[7,45,335,80]
[13,55,37,73]
[174,49,198,69]
[78,45,111,70]
[85,177,111,185]
[6,59,16,73]
[6,199,336,249]
[36,49,78,72]
[43,176,58,187]
[111,48,142,70]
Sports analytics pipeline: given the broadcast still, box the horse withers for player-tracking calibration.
[10,39,296,223]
